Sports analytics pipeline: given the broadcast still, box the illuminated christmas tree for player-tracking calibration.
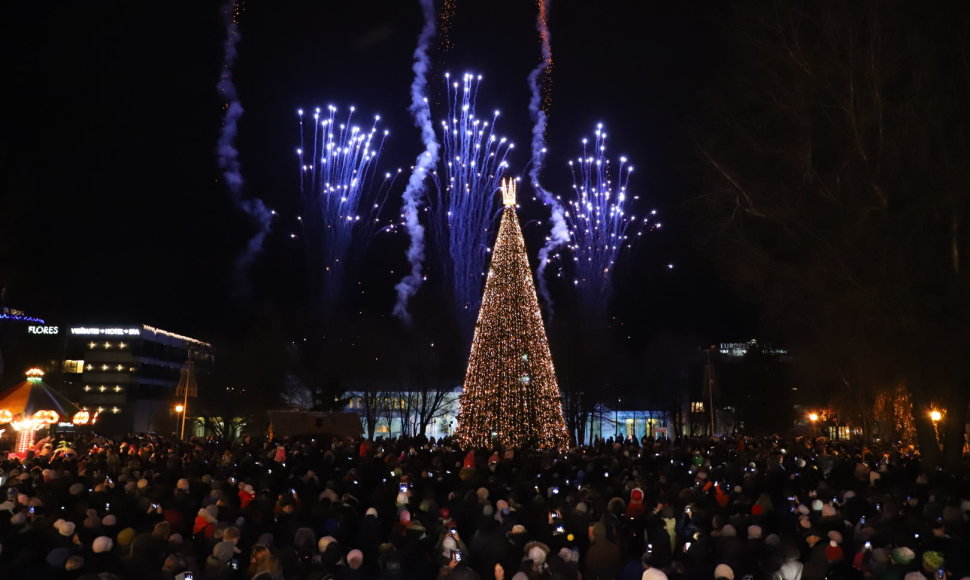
[455,179,570,450]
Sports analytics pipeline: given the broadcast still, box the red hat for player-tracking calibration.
[463,451,476,469]
[825,541,844,563]
[630,488,644,502]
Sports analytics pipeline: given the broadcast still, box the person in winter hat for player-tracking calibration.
[824,531,844,563]
[193,504,219,539]
[88,535,124,576]
[511,541,551,580]
[238,482,256,509]
[922,551,944,577]
[772,545,804,580]
[340,548,366,580]
[53,519,77,548]
[626,488,647,518]
[438,533,469,568]
[205,535,241,576]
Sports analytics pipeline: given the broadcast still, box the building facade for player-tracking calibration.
[343,388,461,440]
[60,325,213,433]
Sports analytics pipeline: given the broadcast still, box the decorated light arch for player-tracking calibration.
[0,369,87,453]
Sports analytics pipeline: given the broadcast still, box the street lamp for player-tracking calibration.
[929,408,944,442]
[808,412,819,438]
[174,404,186,439]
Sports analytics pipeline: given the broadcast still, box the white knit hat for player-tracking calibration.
[528,545,547,566]
[56,520,76,537]
[92,536,113,553]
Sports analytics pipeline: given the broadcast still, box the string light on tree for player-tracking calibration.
[455,179,569,450]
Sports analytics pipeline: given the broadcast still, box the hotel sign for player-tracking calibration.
[70,327,141,336]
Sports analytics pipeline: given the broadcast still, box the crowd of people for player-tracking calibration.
[0,431,967,580]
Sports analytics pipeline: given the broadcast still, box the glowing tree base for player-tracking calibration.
[455,180,569,450]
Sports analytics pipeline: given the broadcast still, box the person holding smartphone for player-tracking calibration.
[437,530,470,568]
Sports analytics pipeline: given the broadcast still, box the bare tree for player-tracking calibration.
[692,1,970,467]
[357,387,394,441]
[404,384,457,439]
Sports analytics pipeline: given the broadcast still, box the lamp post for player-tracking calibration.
[175,404,186,439]
[808,412,819,438]
[173,358,197,441]
[930,409,943,441]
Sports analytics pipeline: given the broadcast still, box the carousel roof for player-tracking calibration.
[0,369,81,419]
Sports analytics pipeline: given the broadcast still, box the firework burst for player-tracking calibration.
[428,72,513,335]
[297,106,398,306]
[553,124,658,313]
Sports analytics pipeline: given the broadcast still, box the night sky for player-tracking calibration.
[1,1,753,355]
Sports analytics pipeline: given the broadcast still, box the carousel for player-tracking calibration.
[0,368,91,454]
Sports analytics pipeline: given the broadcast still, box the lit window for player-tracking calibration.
[62,360,85,374]
[691,401,705,413]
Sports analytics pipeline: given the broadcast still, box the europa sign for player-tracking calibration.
[70,327,141,336]
[27,325,59,335]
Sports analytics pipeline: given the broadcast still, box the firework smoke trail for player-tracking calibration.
[526,0,569,316]
[297,106,395,305]
[429,73,513,334]
[217,0,272,291]
[393,0,439,324]
[557,124,657,313]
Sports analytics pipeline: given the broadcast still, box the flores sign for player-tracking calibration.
[28,325,59,335]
